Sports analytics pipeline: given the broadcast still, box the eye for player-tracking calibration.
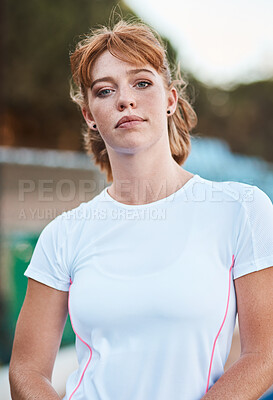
[136,81,152,89]
[96,88,114,97]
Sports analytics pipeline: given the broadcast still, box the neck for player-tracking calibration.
[106,141,194,205]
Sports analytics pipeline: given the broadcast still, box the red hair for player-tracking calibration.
[70,18,197,182]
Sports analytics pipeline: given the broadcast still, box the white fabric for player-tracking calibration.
[24,174,273,400]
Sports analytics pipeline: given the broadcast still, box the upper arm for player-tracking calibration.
[9,278,69,381]
[234,266,273,357]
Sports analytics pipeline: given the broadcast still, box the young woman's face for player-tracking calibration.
[82,50,177,155]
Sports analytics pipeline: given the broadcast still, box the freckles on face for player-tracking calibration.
[84,51,170,151]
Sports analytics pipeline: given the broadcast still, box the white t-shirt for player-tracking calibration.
[24,174,273,400]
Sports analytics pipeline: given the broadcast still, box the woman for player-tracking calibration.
[9,18,273,400]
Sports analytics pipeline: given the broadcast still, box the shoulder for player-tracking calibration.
[37,189,105,246]
[58,188,105,225]
[194,175,272,213]
[193,176,272,227]
[194,175,260,204]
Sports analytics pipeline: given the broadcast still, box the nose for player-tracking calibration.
[116,88,136,111]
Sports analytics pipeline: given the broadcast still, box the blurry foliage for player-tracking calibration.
[1,0,273,163]
[191,79,273,162]
[0,293,12,364]
[1,0,133,150]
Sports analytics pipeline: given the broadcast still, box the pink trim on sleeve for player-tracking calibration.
[205,255,235,393]
[68,278,93,400]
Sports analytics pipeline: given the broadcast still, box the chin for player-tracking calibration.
[109,135,150,151]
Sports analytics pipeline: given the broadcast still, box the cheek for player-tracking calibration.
[89,103,109,128]
[90,105,114,140]
[144,89,167,113]
[150,99,167,121]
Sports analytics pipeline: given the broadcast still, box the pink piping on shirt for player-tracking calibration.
[205,255,235,393]
[68,278,93,400]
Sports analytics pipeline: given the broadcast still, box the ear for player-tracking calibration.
[81,106,97,131]
[167,87,178,115]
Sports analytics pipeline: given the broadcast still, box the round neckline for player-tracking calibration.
[101,174,200,209]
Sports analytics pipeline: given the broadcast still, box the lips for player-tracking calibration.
[115,115,145,128]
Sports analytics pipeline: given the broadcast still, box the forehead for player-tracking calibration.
[90,50,159,79]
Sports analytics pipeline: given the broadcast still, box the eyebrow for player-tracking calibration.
[90,68,155,89]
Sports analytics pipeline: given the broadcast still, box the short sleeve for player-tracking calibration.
[24,214,71,291]
[233,185,273,279]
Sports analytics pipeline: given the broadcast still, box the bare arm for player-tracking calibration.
[9,278,69,399]
[202,266,273,399]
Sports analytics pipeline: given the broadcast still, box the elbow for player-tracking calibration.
[9,360,29,398]
[9,363,19,398]
[240,351,273,385]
